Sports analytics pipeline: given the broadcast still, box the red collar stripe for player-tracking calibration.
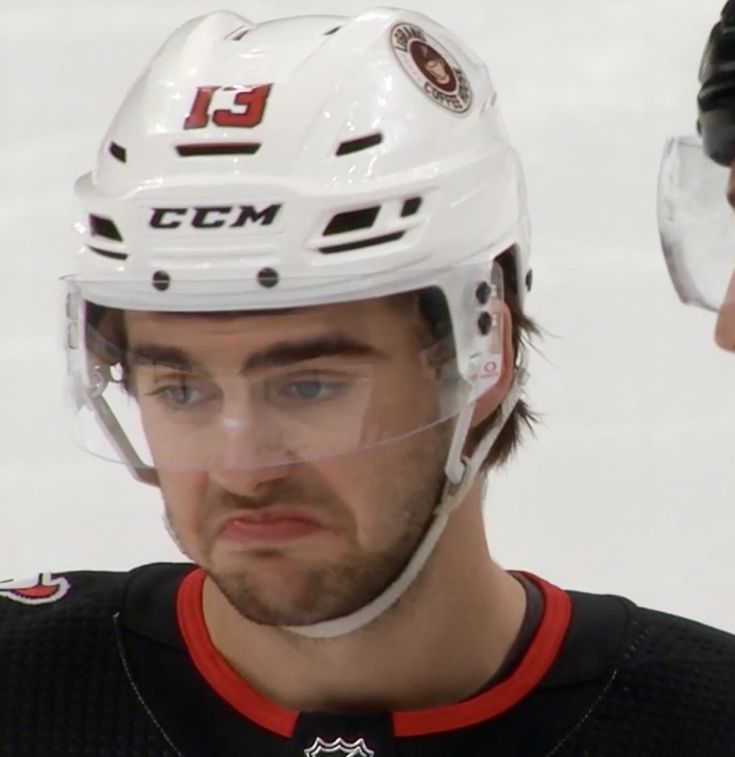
[177,569,297,737]
[177,569,571,738]
[392,573,571,735]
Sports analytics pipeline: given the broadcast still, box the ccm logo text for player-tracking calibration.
[149,204,282,229]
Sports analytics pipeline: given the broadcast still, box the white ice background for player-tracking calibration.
[2,0,734,631]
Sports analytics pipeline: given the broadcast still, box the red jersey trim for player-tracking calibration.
[176,568,571,739]
[176,569,297,737]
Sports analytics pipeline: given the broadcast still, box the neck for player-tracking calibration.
[201,484,526,713]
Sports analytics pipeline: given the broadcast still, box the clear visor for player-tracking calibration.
[658,135,735,311]
[64,272,503,476]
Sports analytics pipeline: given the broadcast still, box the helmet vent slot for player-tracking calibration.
[324,26,342,36]
[88,246,128,261]
[323,206,380,236]
[108,142,127,163]
[227,27,251,41]
[319,231,404,254]
[336,133,383,156]
[89,215,123,242]
[401,197,423,217]
[176,143,261,157]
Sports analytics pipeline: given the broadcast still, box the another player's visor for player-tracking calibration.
[63,269,504,478]
[658,135,735,311]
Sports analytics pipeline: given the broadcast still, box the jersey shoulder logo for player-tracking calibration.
[304,737,375,757]
[0,573,71,605]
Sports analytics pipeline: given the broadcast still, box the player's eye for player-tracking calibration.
[266,374,353,407]
[146,376,219,411]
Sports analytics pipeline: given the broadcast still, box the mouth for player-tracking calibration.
[217,508,327,547]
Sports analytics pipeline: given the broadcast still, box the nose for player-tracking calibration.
[715,268,735,352]
[727,162,735,210]
[207,414,296,496]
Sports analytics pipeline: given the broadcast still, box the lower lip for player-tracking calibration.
[220,518,324,545]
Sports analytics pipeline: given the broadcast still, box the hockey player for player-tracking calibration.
[698,0,735,351]
[660,0,735,351]
[2,9,735,756]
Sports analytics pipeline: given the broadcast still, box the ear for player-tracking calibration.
[469,301,515,428]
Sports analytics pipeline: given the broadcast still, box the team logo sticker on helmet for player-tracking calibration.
[304,736,375,757]
[0,573,71,605]
[391,23,472,114]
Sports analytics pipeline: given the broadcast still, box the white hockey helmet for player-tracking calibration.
[65,8,532,636]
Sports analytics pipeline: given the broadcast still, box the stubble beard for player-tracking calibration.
[163,427,450,628]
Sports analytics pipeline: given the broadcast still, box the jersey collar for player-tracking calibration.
[176,568,571,738]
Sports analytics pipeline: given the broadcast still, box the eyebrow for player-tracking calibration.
[127,334,386,375]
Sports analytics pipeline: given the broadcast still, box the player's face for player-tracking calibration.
[125,297,452,626]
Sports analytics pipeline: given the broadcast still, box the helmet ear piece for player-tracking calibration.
[468,300,514,429]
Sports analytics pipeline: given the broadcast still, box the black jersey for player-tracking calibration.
[0,563,733,756]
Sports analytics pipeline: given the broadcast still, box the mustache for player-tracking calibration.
[205,478,345,519]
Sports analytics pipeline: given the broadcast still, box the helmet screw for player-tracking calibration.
[477,311,492,335]
[475,281,492,305]
[152,271,171,291]
[257,267,279,288]
[525,269,533,292]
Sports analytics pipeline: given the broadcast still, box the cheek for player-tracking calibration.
[312,452,397,547]
[158,471,208,533]
[316,432,437,547]
[139,403,201,470]
[368,364,440,434]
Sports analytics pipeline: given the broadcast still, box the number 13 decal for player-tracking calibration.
[184,84,272,130]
